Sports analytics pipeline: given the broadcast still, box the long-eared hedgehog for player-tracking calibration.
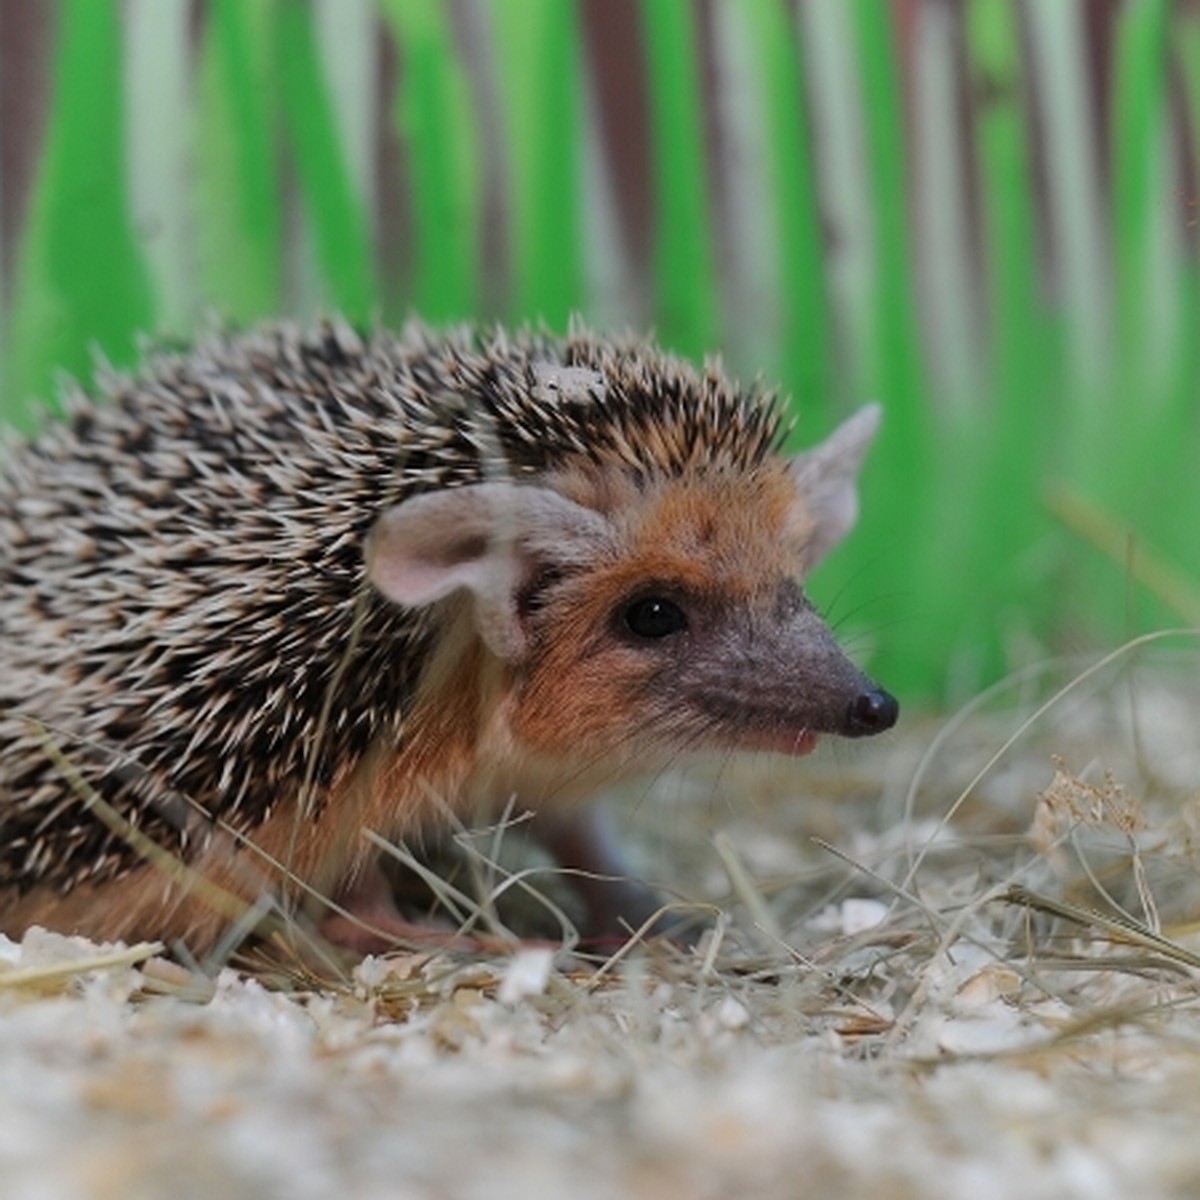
[0,320,897,955]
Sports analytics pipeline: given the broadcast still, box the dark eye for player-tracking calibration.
[623,596,688,639]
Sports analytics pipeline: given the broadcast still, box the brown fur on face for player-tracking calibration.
[510,463,813,761]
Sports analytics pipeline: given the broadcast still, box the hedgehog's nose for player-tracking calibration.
[844,687,899,737]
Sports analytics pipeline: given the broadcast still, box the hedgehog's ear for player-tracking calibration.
[788,404,881,567]
[366,483,608,658]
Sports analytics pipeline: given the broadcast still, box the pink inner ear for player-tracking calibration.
[365,488,501,609]
[369,556,464,608]
[366,482,611,627]
[368,521,504,609]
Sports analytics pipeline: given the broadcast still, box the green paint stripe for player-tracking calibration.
[380,0,480,322]
[1147,12,1200,580]
[194,0,281,321]
[930,0,1062,690]
[640,0,716,360]
[1112,0,1169,390]
[913,2,977,403]
[4,0,155,425]
[1173,15,1200,440]
[1026,0,1109,398]
[740,0,830,422]
[494,0,583,329]
[124,0,192,334]
[967,0,1053,398]
[834,0,935,689]
[313,0,378,209]
[276,2,376,322]
[1108,0,1196,590]
[851,0,925,423]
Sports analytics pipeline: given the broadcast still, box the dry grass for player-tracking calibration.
[3,647,1200,1199]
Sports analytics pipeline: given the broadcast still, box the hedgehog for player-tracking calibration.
[0,319,897,956]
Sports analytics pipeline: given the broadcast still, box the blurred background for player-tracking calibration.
[0,0,1196,702]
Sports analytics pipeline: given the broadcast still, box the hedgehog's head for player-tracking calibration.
[366,405,896,778]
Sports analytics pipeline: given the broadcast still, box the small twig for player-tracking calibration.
[0,942,162,991]
[1002,884,1200,971]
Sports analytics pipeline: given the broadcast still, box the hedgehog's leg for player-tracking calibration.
[318,858,509,956]
[534,806,698,946]
[319,858,446,954]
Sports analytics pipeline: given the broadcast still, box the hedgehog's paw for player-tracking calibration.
[316,858,507,957]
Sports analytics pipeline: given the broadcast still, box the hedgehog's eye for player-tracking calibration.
[623,596,688,640]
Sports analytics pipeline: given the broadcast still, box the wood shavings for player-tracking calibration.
[2,674,1200,1196]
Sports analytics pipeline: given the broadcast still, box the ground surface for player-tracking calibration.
[3,653,1200,1200]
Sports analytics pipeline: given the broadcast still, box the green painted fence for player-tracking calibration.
[0,0,1196,700]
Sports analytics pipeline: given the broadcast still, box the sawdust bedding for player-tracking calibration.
[3,654,1200,1200]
